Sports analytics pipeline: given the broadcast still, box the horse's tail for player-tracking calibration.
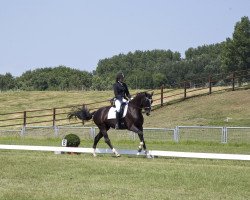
[68,105,95,123]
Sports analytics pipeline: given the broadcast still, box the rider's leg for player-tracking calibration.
[115,100,121,129]
[115,112,121,129]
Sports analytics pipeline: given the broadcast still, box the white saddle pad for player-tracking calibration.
[107,105,128,119]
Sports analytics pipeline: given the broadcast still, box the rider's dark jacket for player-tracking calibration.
[113,81,131,101]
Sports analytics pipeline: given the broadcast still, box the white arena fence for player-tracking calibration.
[0,144,250,161]
[0,125,250,144]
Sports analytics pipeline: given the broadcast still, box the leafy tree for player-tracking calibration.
[16,66,92,91]
[0,73,16,91]
[222,16,250,73]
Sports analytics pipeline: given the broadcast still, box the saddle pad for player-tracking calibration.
[107,105,128,120]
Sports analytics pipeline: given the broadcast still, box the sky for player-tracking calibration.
[0,0,250,76]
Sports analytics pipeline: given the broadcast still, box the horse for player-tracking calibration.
[68,92,154,157]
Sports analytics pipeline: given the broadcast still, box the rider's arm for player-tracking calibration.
[124,83,131,99]
[113,83,118,97]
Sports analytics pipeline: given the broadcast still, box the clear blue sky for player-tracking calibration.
[0,0,249,76]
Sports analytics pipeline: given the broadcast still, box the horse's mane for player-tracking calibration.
[130,92,148,105]
[133,92,150,99]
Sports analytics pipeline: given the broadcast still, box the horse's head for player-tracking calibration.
[132,92,154,116]
[142,92,154,116]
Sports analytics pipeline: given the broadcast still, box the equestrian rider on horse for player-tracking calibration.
[113,72,131,129]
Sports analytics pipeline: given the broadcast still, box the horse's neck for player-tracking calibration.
[130,96,142,108]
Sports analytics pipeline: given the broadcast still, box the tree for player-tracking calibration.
[16,66,93,91]
[0,73,16,91]
[222,16,250,73]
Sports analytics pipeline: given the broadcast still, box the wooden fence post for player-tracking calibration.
[53,108,56,127]
[21,111,27,136]
[232,72,235,91]
[161,85,164,107]
[184,82,187,99]
[209,75,212,94]
[23,111,27,126]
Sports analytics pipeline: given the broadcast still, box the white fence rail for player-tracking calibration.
[1,144,250,161]
[0,125,250,144]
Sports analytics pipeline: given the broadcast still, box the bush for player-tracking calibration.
[64,134,80,147]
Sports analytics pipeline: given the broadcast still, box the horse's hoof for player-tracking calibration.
[93,148,97,157]
[146,154,154,159]
[112,148,120,157]
[144,150,154,159]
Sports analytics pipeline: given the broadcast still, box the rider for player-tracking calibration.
[113,72,131,129]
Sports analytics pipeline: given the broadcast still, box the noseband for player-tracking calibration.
[144,97,152,109]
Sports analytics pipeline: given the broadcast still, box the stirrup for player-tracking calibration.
[115,123,120,129]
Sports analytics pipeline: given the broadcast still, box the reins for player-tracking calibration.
[128,95,151,111]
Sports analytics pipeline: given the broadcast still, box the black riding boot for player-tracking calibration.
[115,112,121,129]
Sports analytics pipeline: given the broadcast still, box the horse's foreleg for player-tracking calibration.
[138,132,147,152]
[130,125,153,158]
[129,125,147,152]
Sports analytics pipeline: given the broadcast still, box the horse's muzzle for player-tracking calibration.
[145,107,151,116]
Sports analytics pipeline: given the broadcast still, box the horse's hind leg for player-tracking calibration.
[93,131,103,149]
[92,131,103,157]
[102,129,120,157]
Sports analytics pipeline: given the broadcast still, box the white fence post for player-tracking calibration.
[90,127,96,139]
[174,126,179,142]
[54,126,59,137]
[20,125,26,136]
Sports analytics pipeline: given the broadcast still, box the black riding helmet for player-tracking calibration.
[116,72,125,82]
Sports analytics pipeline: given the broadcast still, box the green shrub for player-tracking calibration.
[64,134,80,147]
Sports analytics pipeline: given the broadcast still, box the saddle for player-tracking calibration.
[107,102,128,120]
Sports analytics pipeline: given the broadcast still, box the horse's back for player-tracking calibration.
[93,106,112,125]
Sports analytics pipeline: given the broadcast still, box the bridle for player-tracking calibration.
[143,96,152,115]
[127,93,153,115]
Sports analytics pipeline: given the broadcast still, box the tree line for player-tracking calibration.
[1,16,249,91]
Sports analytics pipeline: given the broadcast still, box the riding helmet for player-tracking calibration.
[116,72,125,82]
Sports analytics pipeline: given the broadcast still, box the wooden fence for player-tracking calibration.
[0,69,249,129]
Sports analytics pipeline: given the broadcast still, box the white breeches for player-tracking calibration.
[115,98,127,112]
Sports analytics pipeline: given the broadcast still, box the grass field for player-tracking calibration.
[150,89,250,127]
[0,136,250,200]
[0,150,249,200]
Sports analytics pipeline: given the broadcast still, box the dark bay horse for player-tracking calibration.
[68,92,153,157]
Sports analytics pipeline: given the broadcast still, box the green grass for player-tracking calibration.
[0,90,113,113]
[148,89,250,127]
[0,151,249,200]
